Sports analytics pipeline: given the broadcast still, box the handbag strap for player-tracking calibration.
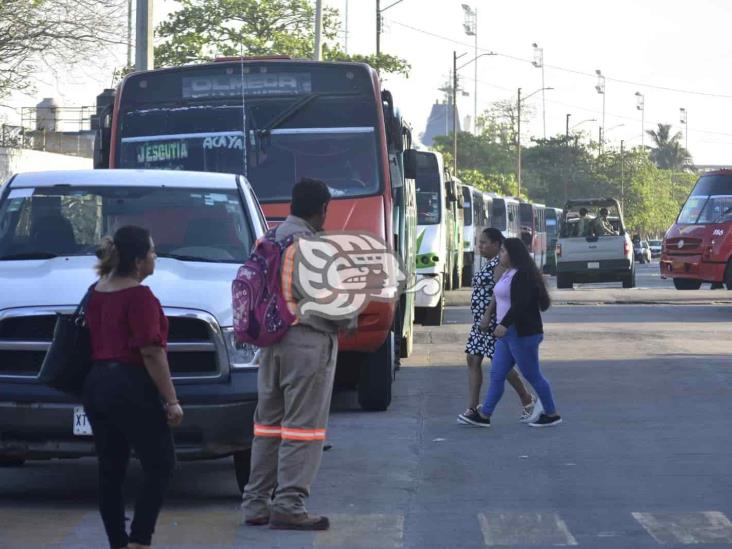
[73,282,98,321]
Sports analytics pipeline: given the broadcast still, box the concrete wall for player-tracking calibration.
[0,148,92,183]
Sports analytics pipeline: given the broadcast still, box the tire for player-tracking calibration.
[622,270,636,288]
[421,293,444,326]
[234,449,252,493]
[673,278,702,290]
[725,259,732,290]
[358,331,394,411]
[461,262,473,287]
[452,265,461,289]
[0,456,25,467]
[556,273,573,289]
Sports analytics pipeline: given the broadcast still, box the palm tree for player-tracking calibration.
[645,123,693,170]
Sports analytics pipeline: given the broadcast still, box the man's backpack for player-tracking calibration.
[232,228,301,347]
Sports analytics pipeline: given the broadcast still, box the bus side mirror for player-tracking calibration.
[403,149,417,180]
[93,106,112,169]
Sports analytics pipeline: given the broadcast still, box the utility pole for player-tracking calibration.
[376,0,381,57]
[134,0,153,71]
[565,113,571,141]
[453,51,459,173]
[517,87,522,198]
[473,9,477,134]
[313,0,324,60]
[344,0,349,54]
[532,43,546,139]
[620,139,625,213]
[127,0,133,68]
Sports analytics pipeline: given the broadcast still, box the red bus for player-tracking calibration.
[94,58,417,410]
[661,169,732,290]
[518,201,547,271]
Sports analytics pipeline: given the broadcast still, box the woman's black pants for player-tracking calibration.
[83,362,175,549]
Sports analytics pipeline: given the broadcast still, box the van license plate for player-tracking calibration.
[73,406,93,436]
[588,262,600,269]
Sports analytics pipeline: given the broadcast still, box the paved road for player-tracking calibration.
[2,293,732,548]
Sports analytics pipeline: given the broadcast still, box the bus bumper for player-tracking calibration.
[415,273,442,308]
[660,255,725,282]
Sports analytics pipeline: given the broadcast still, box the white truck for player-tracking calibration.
[555,198,635,289]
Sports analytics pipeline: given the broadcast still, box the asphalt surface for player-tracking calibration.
[1,264,731,548]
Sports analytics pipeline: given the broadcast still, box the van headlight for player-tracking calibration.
[222,328,259,369]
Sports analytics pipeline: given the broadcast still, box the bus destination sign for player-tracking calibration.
[182,73,312,99]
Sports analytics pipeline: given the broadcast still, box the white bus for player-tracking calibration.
[462,185,490,286]
[489,195,520,239]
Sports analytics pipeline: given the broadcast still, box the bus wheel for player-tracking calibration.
[422,293,444,326]
[725,260,732,290]
[556,273,573,289]
[233,449,251,493]
[358,331,394,411]
[673,278,702,290]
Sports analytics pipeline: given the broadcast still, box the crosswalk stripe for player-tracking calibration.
[152,508,240,546]
[478,512,578,546]
[315,514,404,548]
[0,506,85,548]
[633,511,732,544]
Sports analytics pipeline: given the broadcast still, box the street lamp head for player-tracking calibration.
[595,69,602,76]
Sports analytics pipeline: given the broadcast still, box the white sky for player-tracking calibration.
[3,0,732,165]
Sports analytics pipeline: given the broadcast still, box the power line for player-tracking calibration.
[387,18,732,100]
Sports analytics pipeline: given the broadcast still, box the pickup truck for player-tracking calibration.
[0,169,266,491]
[555,198,635,289]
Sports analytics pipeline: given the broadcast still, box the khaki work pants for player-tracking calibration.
[241,324,338,518]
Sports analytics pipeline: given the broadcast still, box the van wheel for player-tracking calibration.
[358,331,394,411]
[556,273,573,289]
[421,293,444,326]
[0,456,25,467]
[725,260,732,290]
[673,278,702,290]
[233,450,251,493]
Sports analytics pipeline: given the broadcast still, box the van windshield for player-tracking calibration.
[0,186,252,263]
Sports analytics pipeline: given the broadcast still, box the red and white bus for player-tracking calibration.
[518,201,547,271]
[94,58,418,410]
[661,169,732,290]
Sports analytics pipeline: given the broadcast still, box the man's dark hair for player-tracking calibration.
[291,178,331,219]
[600,207,609,217]
[579,207,588,216]
[482,227,505,245]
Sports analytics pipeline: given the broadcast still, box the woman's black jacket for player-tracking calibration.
[498,270,545,336]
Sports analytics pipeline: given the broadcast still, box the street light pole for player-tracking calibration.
[680,107,688,151]
[566,113,571,141]
[376,0,381,57]
[517,87,522,197]
[620,139,625,213]
[313,0,324,60]
[532,43,546,139]
[461,4,477,133]
[135,0,153,71]
[635,91,645,148]
[595,69,606,152]
[453,51,465,173]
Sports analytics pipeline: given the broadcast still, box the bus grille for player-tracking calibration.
[664,237,702,255]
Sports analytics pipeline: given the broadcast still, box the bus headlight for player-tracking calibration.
[222,328,259,369]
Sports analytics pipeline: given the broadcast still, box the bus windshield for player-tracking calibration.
[462,187,472,226]
[416,153,441,225]
[493,199,507,231]
[116,63,382,203]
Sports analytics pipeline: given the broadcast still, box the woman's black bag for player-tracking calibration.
[38,284,96,396]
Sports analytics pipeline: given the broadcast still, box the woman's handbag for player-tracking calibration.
[38,284,96,396]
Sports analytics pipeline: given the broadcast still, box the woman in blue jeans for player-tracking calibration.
[470,238,562,428]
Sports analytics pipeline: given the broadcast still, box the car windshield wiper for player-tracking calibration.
[0,252,58,260]
[156,252,231,263]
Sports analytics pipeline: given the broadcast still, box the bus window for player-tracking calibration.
[416,152,441,225]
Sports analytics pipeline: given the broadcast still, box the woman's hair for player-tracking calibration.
[482,227,505,245]
[502,237,551,311]
[96,225,151,277]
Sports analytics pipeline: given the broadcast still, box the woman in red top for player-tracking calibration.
[83,225,183,549]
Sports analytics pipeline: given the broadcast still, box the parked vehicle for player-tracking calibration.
[414,151,461,325]
[555,198,635,289]
[634,240,652,263]
[489,194,520,239]
[544,207,563,275]
[0,169,266,491]
[661,169,732,290]
[519,201,547,272]
[461,185,489,287]
[648,239,662,258]
[95,58,416,410]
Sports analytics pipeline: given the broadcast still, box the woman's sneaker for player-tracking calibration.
[520,396,544,423]
[458,407,491,427]
[529,414,562,428]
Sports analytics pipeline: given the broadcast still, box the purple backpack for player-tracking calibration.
[232,228,301,347]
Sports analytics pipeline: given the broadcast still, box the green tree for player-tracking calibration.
[646,123,693,170]
[155,0,409,75]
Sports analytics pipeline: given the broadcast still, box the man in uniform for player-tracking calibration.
[241,178,354,531]
[574,208,592,237]
[592,207,618,236]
